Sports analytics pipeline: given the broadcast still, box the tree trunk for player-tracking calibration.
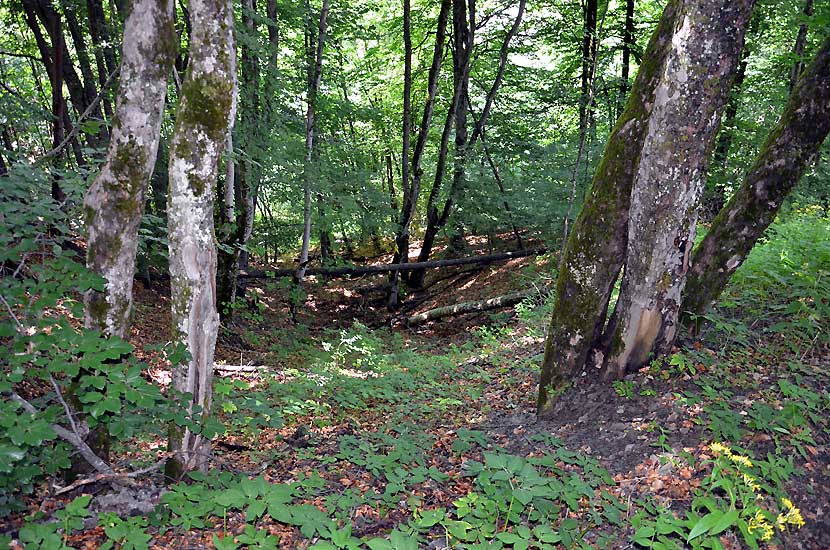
[81,0,176,473]
[601,0,755,380]
[388,0,451,308]
[579,0,598,135]
[407,290,533,326]
[789,0,814,91]
[411,0,528,289]
[682,37,830,321]
[165,0,236,478]
[217,0,260,317]
[537,0,680,417]
[387,0,415,309]
[618,0,634,115]
[295,0,329,281]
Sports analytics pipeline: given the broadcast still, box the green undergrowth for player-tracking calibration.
[8,213,829,549]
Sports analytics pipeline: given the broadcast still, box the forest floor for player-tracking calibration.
[4,230,829,550]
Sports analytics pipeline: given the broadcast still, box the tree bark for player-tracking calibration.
[165,0,236,478]
[295,0,329,281]
[537,0,680,416]
[81,0,176,473]
[602,0,755,380]
[682,37,830,321]
[789,0,814,91]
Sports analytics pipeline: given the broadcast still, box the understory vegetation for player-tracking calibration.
[2,185,828,548]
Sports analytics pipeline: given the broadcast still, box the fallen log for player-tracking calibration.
[239,247,546,279]
[406,290,533,326]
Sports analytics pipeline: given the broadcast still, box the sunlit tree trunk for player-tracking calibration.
[602,0,755,380]
[166,0,236,478]
[537,0,680,416]
[81,0,176,471]
[683,37,830,321]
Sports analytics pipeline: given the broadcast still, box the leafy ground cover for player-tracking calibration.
[2,213,829,549]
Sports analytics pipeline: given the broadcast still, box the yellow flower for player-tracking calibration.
[741,473,761,492]
[710,442,731,456]
[748,510,775,541]
[729,454,753,468]
[776,499,805,530]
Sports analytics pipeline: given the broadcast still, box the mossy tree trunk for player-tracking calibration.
[81,0,176,471]
[601,0,755,380]
[682,37,830,321]
[537,0,680,417]
[165,0,236,478]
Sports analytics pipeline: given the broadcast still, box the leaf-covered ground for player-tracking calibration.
[4,217,830,549]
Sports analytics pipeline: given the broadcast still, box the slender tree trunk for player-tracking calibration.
[618,0,634,115]
[579,0,598,135]
[64,6,109,146]
[601,0,755,380]
[295,0,329,281]
[81,0,175,473]
[217,0,259,317]
[165,0,236,478]
[410,0,525,288]
[388,0,450,307]
[388,0,413,308]
[537,0,680,416]
[789,0,814,91]
[683,37,830,321]
[87,0,118,76]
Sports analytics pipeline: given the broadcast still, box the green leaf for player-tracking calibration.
[687,511,723,542]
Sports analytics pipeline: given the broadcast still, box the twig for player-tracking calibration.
[49,375,84,439]
[0,293,24,331]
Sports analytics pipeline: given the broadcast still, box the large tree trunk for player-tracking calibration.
[81,0,176,472]
[165,0,236,478]
[387,0,451,308]
[601,0,755,380]
[295,0,329,281]
[682,37,830,321]
[537,0,680,417]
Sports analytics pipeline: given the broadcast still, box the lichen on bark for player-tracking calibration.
[165,0,237,477]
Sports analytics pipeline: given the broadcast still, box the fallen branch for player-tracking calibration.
[53,455,169,496]
[406,290,535,326]
[214,364,268,373]
[9,392,114,476]
[240,247,546,279]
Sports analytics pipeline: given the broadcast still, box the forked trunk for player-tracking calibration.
[537,0,681,417]
[602,0,755,379]
[81,0,176,472]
